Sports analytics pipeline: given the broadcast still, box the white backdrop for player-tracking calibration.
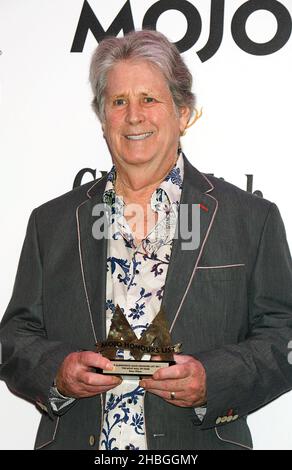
[0,0,291,449]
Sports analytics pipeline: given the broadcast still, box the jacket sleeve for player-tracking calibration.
[0,209,78,418]
[195,203,292,429]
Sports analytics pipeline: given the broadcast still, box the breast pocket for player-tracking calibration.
[179,265,248,352]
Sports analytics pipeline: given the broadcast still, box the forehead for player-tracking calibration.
[105,60,170,96]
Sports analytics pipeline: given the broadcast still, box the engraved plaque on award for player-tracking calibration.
[96,305,182,376]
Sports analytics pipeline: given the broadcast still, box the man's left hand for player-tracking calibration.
[139,354,207,407]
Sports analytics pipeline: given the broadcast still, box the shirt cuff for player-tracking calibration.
[194,405,207,421]
[49,385,76,412]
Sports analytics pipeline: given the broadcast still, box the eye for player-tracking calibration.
[143,96,156,104]
[113,98,127,106]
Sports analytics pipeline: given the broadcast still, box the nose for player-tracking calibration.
[125,101,145,125]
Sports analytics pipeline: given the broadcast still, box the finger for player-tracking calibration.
[151,355,162,361]
[146,388,190,407]
[78,351,114,371]
[71,373,122,396]
[78,351,113,370]
[173,354,194,364]
[152,363,189,380]
[146,388,181,400]
[70,383,123,398]
[80,371,122,388]
[140,377,183,392]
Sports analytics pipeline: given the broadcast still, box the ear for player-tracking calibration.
[179,106,191,134]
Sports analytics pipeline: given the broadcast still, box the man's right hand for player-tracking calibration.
[55,351,122,398]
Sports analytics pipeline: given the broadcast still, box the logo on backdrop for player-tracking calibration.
[71,0,292,62]
[73,168,263,198]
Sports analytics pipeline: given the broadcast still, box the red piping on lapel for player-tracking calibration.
[199,203,208,212]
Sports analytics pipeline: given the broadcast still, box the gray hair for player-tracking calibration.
[89,29,196,122]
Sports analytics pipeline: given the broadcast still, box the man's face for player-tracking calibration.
[102,60,190,173]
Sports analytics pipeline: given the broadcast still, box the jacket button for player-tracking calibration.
[89,435,96,446]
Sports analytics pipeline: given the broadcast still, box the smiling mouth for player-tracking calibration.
[125,132,154,141]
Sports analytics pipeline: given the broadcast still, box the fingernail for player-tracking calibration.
[105,362,114,370]
[140,381,145,388]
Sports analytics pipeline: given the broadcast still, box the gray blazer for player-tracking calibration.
[1,156,292,450]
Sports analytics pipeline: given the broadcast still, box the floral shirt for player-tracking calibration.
[99,154,184,450]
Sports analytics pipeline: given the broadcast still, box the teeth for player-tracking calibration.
[126,132,153,141]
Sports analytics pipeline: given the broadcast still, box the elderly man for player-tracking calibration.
[1,30,292,450]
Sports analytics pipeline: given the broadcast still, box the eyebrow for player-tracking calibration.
[110,90,155,99]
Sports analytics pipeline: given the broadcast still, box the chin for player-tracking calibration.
[119,151,155,166]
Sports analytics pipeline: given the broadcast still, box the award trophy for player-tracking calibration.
[96,305,182,377]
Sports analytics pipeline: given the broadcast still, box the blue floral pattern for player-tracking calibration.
[99,153,184,450]
[164,166,183,189]
[100,387,145,450]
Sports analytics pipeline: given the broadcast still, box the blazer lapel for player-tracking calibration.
[163,156,218,331]
[76,176,108,345]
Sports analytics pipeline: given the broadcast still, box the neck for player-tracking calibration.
[114,155,178,204]
[115,176,157,206]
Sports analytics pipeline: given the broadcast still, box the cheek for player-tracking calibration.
[104,120,123,142]
[147,110,172,129]
[104,110,124,130]
[111,114,124,127]
[157,106,180,127]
